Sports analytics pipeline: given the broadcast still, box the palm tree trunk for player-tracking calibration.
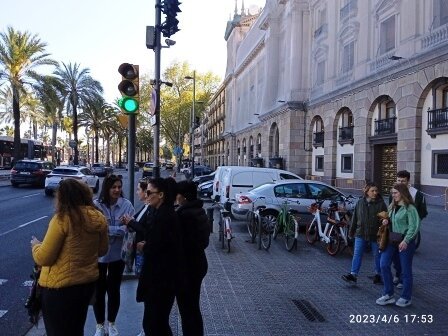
[72,102,79,165]
[12,85,22,163]
[51,122,58,164]
[95,130,99,163]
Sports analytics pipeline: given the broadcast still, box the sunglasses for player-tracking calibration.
[146,190,160,196]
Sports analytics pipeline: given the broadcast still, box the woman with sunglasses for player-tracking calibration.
[136,177,185,336]
[93,174,135,336]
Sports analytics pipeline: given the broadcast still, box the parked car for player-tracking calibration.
[10,160,55,188]
[142,162,155,178]
[231,179,355,225]
[192,171,215,185]
[197,180,213,200]
[91,163,113,177]
[44,165,100,196]
[165,161,174,170]
[191,165,213,176]
[215,166,302,210]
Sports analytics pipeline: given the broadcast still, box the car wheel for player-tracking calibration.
[93,180,100,193]
[45,189,53,196]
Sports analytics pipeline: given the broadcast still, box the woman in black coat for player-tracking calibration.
[175,180,210,336]
[136,177,184,336]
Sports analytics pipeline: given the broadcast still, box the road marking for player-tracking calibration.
[0,310,7,318]
[0,216,48,237]
[22,193,41,198]
[0,279,7,285]
[23,280,34,287]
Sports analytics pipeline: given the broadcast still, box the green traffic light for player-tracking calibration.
[119,97,139,113]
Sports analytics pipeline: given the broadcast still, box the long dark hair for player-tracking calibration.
[55,178,94,228]
[98,174,123,206]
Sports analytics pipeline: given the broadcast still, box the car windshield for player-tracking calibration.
[308,183,340,199]
[14,162,39,169]
[51,168,79,176]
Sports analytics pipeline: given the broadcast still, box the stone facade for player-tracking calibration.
[204,0,448,205]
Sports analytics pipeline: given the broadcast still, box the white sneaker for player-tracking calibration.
[137,330,145,336]
[396,282,403,289]
[376,294,395,305]
[109,322,119,336]
[396,297,412,307]
[94,324,106,336]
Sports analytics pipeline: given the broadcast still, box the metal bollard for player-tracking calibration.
[206,206,214,233]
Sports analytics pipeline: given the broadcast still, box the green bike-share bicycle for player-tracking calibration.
[272,199,301,251]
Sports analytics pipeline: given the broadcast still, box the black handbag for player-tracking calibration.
[388,226,404,246]
[24,264,41,325]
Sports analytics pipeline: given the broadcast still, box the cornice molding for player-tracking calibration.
[234,39,265,76]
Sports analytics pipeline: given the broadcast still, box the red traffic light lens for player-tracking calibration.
[118,63,138,80]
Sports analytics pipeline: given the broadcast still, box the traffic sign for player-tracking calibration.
[149,88,157,116]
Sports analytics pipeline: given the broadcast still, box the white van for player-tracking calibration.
[212,166,239,202]
[216,166,301,210]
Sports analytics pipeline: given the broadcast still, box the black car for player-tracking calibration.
[10,159,55,188]
[191,165,213,177]
[197,180,213,200]
[192,171,215,185]
[91,163,114,177]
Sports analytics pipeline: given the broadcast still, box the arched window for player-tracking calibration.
[269,123,279,157]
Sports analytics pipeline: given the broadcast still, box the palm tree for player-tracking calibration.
[33,76,65,163]
[0,26,57,162]
[54,62,103,164]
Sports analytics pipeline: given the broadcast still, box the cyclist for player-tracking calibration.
[342,182,387,284]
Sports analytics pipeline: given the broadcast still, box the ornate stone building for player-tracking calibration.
[206,0,448,205]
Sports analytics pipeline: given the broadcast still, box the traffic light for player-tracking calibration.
[161,0,181,38]
[118,63,139,114]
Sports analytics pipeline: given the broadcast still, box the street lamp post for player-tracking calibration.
[185,71,196,178]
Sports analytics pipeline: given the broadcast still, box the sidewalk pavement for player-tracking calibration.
[26,203,448,336]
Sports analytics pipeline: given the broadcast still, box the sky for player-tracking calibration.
[0,0,265,103]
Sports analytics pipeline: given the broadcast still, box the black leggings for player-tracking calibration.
[143,289,175,336]
[93,260,125,323]
[41,282,95,336]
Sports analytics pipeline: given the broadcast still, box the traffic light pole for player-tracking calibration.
[153,0,162,179]
[128,114,136,204]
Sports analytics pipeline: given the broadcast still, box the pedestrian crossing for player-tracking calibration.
[0,277,33,321]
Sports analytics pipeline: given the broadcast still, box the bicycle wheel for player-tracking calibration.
[246,211,257,243]
[220,217,225,250]
[261,212,278,240]
[224,217,232,253]
[260,216,272,251]
[326,225,341,256]
[415,231,421,250]
[285,216,297,252]
[306,219,318,244]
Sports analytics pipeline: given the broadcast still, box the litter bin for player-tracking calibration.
[206,206,214,233]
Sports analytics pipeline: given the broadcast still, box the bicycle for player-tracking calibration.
[246,196,266,243]
[325,195,355,256]
[272,199,300,251]
[218,204,232,253]
[305,198,332,245]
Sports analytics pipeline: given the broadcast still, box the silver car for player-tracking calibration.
[45,166,100,196]
[231,179,356,225]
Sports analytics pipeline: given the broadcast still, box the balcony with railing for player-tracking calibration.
[313,131,325,148]
[340,0,357,21]
[338,126,354,145]
[314,23,328,39]
[374,116,396,136]
[421,23,448,50]
[427,107,448,138]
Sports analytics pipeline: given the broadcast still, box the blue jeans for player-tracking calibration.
[379,240,416,300]
[350,237,380,276]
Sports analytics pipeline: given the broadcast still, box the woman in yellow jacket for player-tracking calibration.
[31,179,109,336]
